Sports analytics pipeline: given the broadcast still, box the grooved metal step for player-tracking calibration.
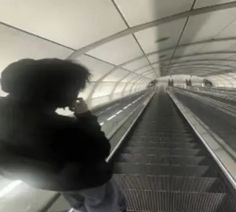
[132,132,194,137]
[111,92,236,211]
[116,154,208,165]
[123,190,227,212]
[114,174,226,193]
[114,163,215,177]
[128,136,197,142]
[121,147,203,155]
[127,142,199,148]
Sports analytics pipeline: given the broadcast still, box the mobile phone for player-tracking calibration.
[69,98,82,111]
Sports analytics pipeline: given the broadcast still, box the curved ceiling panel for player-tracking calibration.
[114,0,193,26]
[135,66,153,74]
[1,0,236,98]
[73,55,114,81]
[180,8,236,44]
[0,24,72,72]
[195,0,235,8]
[134,19,187,54]
[123,83,135,94]
[0,0,127,49]
[123,57,150,71]
[87,35,143,65]
[174,40,236,57]
[147,54,159,63]
[113,82,127,94]
[121,74,141,82]
[102,69,129,82]
[78,82,96,100]
[92,82,116,98]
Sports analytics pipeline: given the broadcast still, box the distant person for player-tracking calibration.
[0,59,127,212]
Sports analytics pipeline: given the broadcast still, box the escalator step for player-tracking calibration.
[111,93,236,212]
[121,147,202,156]
[126,142,198,148]
[129,134,194,138]
[128,136,198,143]
[116,154,207,165]
[114,174,226,193]
[131,129,192,134]
[114,163,215,177]
[123,190,228,212]
[132,132,194,137]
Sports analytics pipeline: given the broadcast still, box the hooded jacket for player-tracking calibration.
[0,97,112,191]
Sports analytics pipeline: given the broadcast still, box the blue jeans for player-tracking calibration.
[62,178,127,212]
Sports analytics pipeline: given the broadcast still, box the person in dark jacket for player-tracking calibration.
[0,59,126,212]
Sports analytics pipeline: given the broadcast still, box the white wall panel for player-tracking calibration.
[123,83,135,95]
[92,82,116,98]
[112,93,124,100]
[121,74,141,82]
[113,82,127,93]
[132,85,140,93]
[207,75,230,87]
[131,84,144,93]
[73,55,114,81]
[102,69,128,82]
[78,82,95,100]
[228,73,236,79]
[0,0,127,49]
[133,85,141,93]
[90,96,110,108]
[141,70,154,76]
[221,75,235,82]
[123,58,149,70]
[137,80,149,91]
[87,35,143,65]
[115,0,193,26]
[0,24,72,72]
[135,19,186,53]
[131,79,146,93]
[143,72,156,78]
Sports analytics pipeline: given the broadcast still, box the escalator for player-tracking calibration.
[111,91,236,212]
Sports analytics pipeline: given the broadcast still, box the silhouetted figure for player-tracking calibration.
[0,59,126,212]
[168,79,174,87]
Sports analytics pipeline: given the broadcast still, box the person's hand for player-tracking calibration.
[73,98,89,115]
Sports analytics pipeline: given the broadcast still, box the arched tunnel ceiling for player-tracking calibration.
[1,0,236,93]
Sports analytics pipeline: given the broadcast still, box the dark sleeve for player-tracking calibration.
[53,112,111,163]
[74,111,111,158]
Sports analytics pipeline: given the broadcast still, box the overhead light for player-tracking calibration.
[0,180,22,198]
[155,37,169,43]
[159,55,167,59]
